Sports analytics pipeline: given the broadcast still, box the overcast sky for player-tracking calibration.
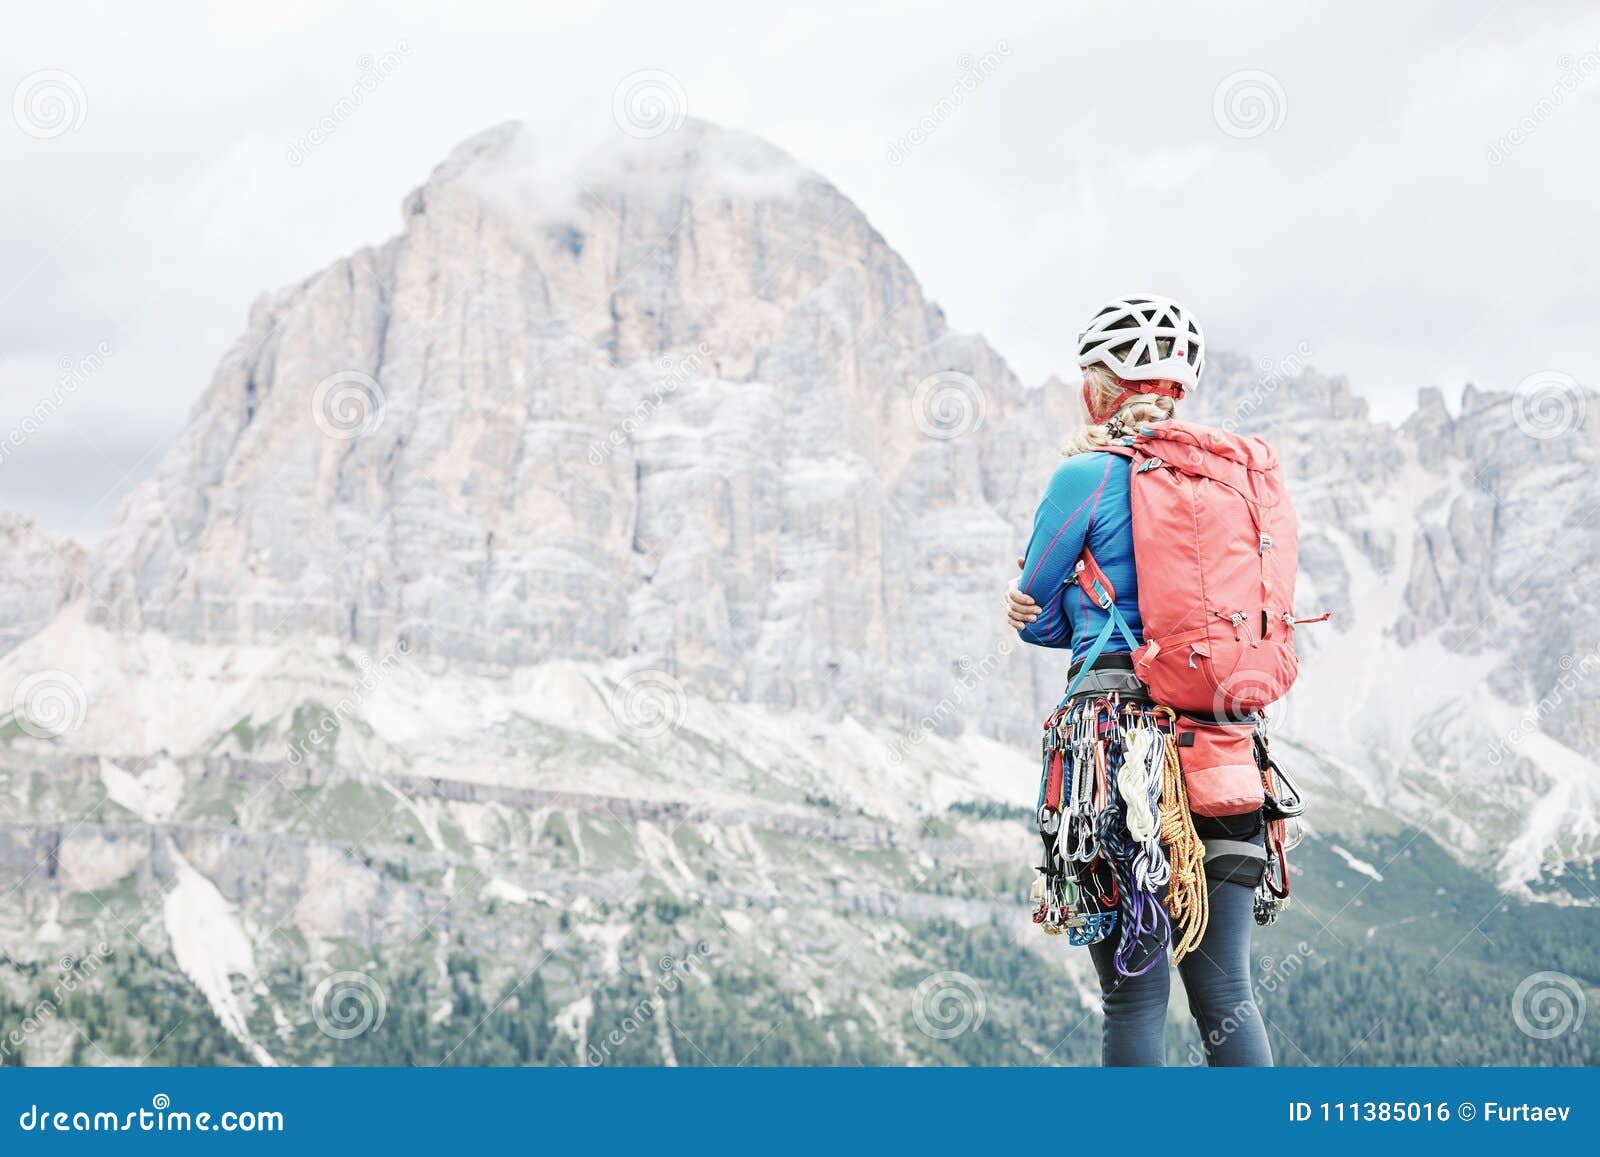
[4,0,1598,539]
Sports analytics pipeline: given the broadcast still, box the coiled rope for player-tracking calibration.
[1118,726,1159,840]
[1158,727,1209,963]
[1118,716,1170,894]
[1097,796,1170,977]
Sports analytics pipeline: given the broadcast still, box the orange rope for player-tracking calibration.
[1159,730,1209,963]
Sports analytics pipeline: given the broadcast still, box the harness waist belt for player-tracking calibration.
[1066,652,1135,679]
[1063,653,1150,701]
[1065,668,1150,700]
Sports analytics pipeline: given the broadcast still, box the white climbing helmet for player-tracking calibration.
[1076,294,1205,391]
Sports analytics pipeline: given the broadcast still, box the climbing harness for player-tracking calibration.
[1032,693,1307,953]
[1031,693,1210,973]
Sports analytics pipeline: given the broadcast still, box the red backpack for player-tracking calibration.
[1061,421,1325,813]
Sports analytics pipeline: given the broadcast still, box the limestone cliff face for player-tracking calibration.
[84,120,1074,738]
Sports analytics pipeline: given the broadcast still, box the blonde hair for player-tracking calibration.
[1062,363,1179,457]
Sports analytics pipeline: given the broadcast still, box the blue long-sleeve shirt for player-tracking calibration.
[1017,451,1144,665]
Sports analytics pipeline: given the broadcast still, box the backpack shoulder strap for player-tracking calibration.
[1053,444,1145,706]
[1057,546,1143,706]
[1073,547,1118,610]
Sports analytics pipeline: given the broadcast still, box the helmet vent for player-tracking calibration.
[1076,293,1205,390]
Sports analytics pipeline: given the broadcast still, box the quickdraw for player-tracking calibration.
[1252,726,1304,926]
[1031,694,1208,973]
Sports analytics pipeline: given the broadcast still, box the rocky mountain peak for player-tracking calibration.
[80,119,1059,738]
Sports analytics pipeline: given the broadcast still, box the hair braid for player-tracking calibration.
[1063,363,1179,457]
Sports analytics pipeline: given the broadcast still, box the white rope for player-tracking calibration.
[1118,726,1159,841]
[1120,719,1170,890]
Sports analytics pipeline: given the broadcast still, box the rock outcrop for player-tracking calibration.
[0,512,85,655]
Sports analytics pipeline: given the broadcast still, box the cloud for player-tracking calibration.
[1,0,1595,535]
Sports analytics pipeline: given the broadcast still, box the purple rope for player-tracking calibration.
[1098,791,1171,977]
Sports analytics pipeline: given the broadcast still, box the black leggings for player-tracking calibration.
[1088,876,1273,1066]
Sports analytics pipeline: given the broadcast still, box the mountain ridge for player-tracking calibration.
[7,119,1600,886]
[3,115,1597,883]
[0,118,1596,1068]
